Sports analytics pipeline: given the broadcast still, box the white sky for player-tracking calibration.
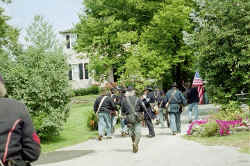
[0,0,84,42]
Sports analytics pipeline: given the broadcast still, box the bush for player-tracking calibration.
[188,101,248,137]
[87,110,98,131]
[0,16,71,140]
[199,121,219,137]
[73,85,100,96]
[215,101,247,121]
[1,48,71,140]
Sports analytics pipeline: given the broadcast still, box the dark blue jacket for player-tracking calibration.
[186,87,199,104]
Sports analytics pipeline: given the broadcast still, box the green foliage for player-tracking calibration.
[191,121,219,137]
[199,121,219,137]
[0,5,21,56]
[24,15,58,51]
[75,0,195,87]
[190,101,247,137]
[0,16,71,140]
[215,101,247,121]
[73,85,100,96]
[87,110,98,131]
[193,0,250,103]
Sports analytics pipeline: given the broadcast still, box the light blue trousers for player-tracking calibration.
[98,112,112,137]
[187,102,198,121]
[128,123,141,145]
[169,112,181,133]
[120,118,128,133]
[158,108,165,127]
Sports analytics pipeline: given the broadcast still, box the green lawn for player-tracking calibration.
[183,131,250,154]
[41,95,99,152]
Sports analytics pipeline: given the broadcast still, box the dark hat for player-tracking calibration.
[0,74,4,83]
[111,88,116,93]
[116,86,126,93]
[126,86,134,91]
[146,87,153,91]
[171,82,177,87]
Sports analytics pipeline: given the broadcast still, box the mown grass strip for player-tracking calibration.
[183,131,250,154]
[41,95,99,152]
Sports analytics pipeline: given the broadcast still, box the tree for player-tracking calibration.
[76,0,195,90]
[131,0,195,89]
[24,15,58,50]
[0,15,71,140]
[193,0,250,103]
[75,0,164,82]
[0,0,21,57]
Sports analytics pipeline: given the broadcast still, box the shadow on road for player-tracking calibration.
[34,150,95,165]
[113,149,132,153]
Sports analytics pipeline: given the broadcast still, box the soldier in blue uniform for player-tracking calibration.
[164,82,187,135]
[142,87,156,137]
[121,87,145,153]
[116,86,128,136]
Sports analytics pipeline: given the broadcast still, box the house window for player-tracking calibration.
[84,63,89,79]
[66,34,70,49]
[69,64,84,80]
[68,64,72,80]
[79,63,83,80]
[71,34,77,47]
[72,64,79,80]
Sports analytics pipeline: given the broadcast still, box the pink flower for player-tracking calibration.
[187,120,208,135]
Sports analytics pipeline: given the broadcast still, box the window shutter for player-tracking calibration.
[69,65,72,80]
[66,34,70,49]
[84,63,89,79]
[79,63,83,80]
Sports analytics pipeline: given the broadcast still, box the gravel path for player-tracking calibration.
[35,105,250,166]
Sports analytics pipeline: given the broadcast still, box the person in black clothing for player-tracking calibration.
[121,86,145,153]
[116,86,128,136]
[142,88,156,137]
[0,74,40,166]
[186,83,199,123]
[109,88,119,134]
[94,90,117,141]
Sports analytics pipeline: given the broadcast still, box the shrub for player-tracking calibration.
[215,101,247,121]
[199,121,219,137]
[0,16,71,140]
[188,101,248,137]
[87,110,98,131]
[73,85,100,96]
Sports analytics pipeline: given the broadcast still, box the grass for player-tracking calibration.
[41,95,99,153]
[183,131,250,154]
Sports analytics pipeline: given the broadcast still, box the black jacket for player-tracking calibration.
[120,96,145,115]
[142,96,156,120]
[187,87,199,104]
[93,95,117,113]
[0,98,40,164]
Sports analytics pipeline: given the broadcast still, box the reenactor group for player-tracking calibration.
[93,82,189,153]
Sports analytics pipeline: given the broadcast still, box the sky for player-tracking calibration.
[0,0,84,41]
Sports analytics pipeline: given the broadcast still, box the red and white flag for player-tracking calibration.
[192,72,204,104]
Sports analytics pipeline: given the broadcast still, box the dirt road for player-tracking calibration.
[35,105,250,166]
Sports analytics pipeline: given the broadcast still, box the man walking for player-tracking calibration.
[94,90,117,141]
[121,87,144,153]
[142,88,156,137]
[186,83,199,123]
[164,82,187,135]
[117,86,128,136]
[0,74,41,166]
[109,88,119,134]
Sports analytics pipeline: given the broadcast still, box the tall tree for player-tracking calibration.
[76,0,195,89]
[0,15,71,140]
[193,0,250,103]
[0,0,21,57]
[75,0,163,82]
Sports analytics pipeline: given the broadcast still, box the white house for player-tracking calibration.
[60,30,95,89]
